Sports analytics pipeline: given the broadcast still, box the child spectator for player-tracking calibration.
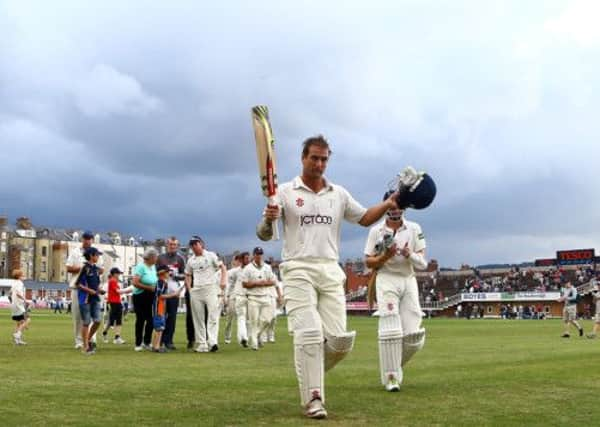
[152,265,184,353]
[10,269,30,345]
[77,247,105,355]
[101,267,131,344]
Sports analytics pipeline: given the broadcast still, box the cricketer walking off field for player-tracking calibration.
[364,197,427,392]
[257,136,398,419]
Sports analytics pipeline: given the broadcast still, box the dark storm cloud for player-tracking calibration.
[1,1,600,266]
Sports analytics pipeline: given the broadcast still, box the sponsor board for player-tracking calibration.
[346,301,375,311]
[556,249,595,266]
[461,292,561,302]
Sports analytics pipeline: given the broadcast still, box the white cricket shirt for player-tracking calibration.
[241,262,276,297]
[275,176,367,261]
[364,219,426,277]
[225,266,240,297]
[66,245,104,288]
[10,280,26,315]
[185,250,222,288]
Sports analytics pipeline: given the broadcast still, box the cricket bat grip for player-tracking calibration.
[268,196,280,240]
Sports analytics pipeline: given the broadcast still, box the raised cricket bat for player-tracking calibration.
[251,105,279,240]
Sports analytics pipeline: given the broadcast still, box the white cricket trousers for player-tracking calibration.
[235,294,248,342]
[190,286,220,349]
[71,288,83,345]
[281,259,347,336]
[247,295,274,347]
[376,272,422,334]
[224,296,236,341]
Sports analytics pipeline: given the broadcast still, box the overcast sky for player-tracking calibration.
[1,0,599,267]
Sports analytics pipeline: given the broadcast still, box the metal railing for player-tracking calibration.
[421,279,597,311]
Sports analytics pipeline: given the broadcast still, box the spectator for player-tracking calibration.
[132,248,159,351]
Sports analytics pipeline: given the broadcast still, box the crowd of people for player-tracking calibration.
[7,233,284,354]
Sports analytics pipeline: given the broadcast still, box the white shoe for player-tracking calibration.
[305,399,327,419]
[12,332,20,344]
[268,336,275,343]
[134,346,144,352]
[385,374,402,392]
[114,337,126,345]
[224,339,231,344]
[17,339,27,346]
[75,341,84,350]
[194,346,209,353]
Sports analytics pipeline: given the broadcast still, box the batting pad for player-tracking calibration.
[378,329,403,385]
[401,328,425,367]
[324,331,356,372]
[294,328,325,406]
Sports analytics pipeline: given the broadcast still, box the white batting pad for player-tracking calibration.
[378,328,403,385]
[294,328,325,406]
[401,327,425,367]
[323,330,356,372]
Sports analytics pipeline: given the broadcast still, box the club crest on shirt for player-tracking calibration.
[296,197,304,207]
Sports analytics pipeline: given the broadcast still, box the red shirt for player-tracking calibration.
[108,278,121,304]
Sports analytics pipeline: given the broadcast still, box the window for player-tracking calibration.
[42,246,47,257]
[41,261,47,273]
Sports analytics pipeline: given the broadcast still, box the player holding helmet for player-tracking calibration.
[364,190,428,392]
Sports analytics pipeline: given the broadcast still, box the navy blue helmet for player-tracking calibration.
[384,172,436,210]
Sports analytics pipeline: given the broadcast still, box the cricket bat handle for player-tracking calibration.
[268,196,280,241]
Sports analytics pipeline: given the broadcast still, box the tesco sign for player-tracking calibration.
[556,249,595,266]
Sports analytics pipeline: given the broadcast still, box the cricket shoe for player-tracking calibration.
[305,399,327,419]
[385,375,401,392]
[195,346,209,353]
[209,344,219,353]
[240,339,248,348]
[17,340,27,346]
[113,337,126,345]
[587,333,597,339]
[75,342,84,350]
[134,346,144,352]
[268,336,276,343]
[12,332,20,344]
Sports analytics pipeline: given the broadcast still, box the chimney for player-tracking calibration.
[16,217,32,230]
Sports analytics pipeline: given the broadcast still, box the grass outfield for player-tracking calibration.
[1,312,599,426]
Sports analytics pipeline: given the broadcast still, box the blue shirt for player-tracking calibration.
[133,262,158,295]
[78,263,101,305]
[153,279,168,317]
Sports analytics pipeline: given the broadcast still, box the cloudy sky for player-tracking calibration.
[1,0,599,267]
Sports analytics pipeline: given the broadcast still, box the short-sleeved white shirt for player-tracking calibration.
[227,266,247,297]
[274,176,367,261]
[225,267,240,297]
[10,280,26,315]
[66,245,104,288]
[185,250,222,288]
[241,262,276,297]
[364,219,426,277]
